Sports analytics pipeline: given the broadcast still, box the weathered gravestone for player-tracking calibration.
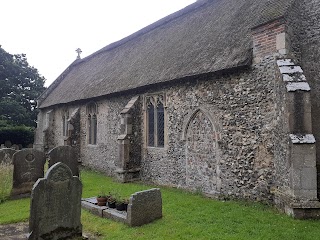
[127,188,162,226]
[11,149,46,196]
[4,140,12,148]
[28,162,82,240]
[0,148,17,164]
[11,144,19,150]
[48,146,79,176]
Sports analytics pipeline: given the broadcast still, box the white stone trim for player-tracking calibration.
[289,134,316,144]
[286,82,310,92]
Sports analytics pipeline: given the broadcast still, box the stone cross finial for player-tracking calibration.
[75,48,82,59]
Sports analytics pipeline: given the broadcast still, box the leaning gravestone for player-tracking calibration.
[28,162,82,240]
[11,149,46,197]
[0,148,17,164]
[48,146,79,176]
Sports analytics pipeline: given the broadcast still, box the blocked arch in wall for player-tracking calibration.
[182,108,221,195]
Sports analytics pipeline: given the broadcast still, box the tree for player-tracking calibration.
[0,45,46,127]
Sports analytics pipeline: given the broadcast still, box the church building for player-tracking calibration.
[34,0,320,218]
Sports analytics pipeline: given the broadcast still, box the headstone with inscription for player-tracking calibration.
[11,149,46,196]
[48,146,79,176]
[28,162,82,240]
[0,148,17,164]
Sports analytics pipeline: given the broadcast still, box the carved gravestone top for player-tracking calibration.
[127,188,162,226]
[11,149,46,196]
[48,146,79,176]
[28,162,82,240]
[0,148,17,164]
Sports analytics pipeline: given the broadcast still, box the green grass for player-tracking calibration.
[1,168,320,239]
[0,162,13,203]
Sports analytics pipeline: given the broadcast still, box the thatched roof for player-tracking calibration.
[38,0,295,109]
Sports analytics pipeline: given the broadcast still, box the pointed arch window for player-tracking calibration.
[86,102,98,145]
[62,109,69,137]
[146,94,166,147]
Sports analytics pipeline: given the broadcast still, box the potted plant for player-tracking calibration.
[96,188,107,206]
[116,198,129,211]
[107,192,117,208]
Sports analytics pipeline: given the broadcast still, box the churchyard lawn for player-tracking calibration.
[1,167,320,240]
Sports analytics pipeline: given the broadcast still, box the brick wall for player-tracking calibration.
[252,19,287,63]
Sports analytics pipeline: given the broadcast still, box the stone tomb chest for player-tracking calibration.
[82,188,162,226]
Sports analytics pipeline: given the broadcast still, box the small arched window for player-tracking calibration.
[86,102,98,145]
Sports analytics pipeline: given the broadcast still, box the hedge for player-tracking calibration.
[0,126,34,147]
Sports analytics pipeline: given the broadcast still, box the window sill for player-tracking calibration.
[146,146,167,151]
[87,144,98,148]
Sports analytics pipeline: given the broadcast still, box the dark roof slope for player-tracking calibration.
[39,0,295,108]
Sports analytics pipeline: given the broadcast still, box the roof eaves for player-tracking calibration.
[37,59,81,108]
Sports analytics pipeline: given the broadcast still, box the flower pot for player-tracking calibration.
[108,201,116,208]
[116,202,126,211]
[96,197,107,206]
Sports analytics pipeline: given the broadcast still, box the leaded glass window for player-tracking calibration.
[62,109,69,137]
[146,94,166,148]
[148,102,155,147]
[86,102,98,145]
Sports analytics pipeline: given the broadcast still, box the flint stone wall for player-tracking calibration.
[28,162,82,240]
[140,56,286,202]
[36,55,288,202]
[11,149,46,196]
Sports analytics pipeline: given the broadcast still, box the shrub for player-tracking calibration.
[0,125,34,147]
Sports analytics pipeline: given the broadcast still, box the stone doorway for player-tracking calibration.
[185,110,219,195]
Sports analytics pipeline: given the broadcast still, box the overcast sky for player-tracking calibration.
[1,0,196,87]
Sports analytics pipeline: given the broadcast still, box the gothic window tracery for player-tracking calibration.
[62,109,69,137]
[145,94,166,147]
[86,102,98,145]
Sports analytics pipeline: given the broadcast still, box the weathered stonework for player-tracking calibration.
[0,148,16,164]
[11,149,46,197]
[28,163,82,240]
